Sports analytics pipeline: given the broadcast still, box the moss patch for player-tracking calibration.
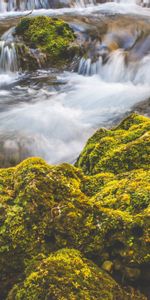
[15,16,78,69]
[0,114,150,299]
[7,249,146,300]
[76,113,150,175]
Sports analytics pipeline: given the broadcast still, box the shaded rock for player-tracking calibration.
[125,267,141,281]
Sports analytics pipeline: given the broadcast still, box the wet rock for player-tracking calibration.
[133,98,150,117]
[14,16,80,71]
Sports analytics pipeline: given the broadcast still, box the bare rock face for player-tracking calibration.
[133,98,150,117]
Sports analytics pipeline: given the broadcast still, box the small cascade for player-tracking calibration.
[78,50,150,85]
[7,0,51,11]
[0,41,18,72]
[0,0,96,11]
[0,0,52,11]
[102,0,150,7]
[0,28,18,73]
[73,0,96,7]
[0,0,150,11]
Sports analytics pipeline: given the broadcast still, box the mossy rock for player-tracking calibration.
[15,16,79,70]
[75,113,150,175]
[7,249,146,300]
[0,114,150,298]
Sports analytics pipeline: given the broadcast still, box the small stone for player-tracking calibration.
[102,261,113,273]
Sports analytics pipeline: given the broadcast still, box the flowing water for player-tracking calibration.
[0,0,150,167]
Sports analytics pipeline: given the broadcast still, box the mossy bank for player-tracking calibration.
[14,16,79,70]
[0,113,150,299]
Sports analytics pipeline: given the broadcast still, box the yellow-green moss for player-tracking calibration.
[76,113,150,175]
[7,249,146,300]
[0,114,150,298]
[93,169,150,213]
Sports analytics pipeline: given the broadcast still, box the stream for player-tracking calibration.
[0,0,150,167]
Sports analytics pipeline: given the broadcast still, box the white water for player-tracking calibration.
[0,41,18,72]
[0,1,150,21]
[0,0,95,11]
[0,0,150,12]
[0,0,149,165]
[0,27,18,87]
[78,50,150,84]
[0,54,150,163]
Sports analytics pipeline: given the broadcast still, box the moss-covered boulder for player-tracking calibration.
[76,113,150,175]
[0,114,150,298]
[14,16,78,70]
[7,249,146,300]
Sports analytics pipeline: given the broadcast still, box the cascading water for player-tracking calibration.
[1,0,149,11]
[0,41,18,72]
[0,0,149,167]
[0,27,18,73]
[78,51,150,84]
[0,0,96,11]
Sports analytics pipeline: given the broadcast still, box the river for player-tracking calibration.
[0,0,150,167]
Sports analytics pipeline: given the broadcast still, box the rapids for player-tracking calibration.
[0,0,150,167]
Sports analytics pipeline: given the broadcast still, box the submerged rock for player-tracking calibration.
[0,113,149,299]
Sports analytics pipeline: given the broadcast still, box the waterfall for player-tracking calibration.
[0,0,149,11]
[74,0,96,7]
[0,28,18,73]
[0,0,96,11]
[0,41,18,72]
[78,50,150,85]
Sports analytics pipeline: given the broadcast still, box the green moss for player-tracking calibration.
[15,16,77,68]
[116,113,150,130]
[7,249,145,300]
[76,113,150,175]
[81,172,115,197]
[0,114,150,298]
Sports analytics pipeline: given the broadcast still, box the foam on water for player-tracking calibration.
[0,65,150,164]
[0,0,150,19]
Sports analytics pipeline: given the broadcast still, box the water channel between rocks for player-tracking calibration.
[0,0,150,167]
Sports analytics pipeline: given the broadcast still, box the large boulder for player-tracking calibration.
[14,16,79,70]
